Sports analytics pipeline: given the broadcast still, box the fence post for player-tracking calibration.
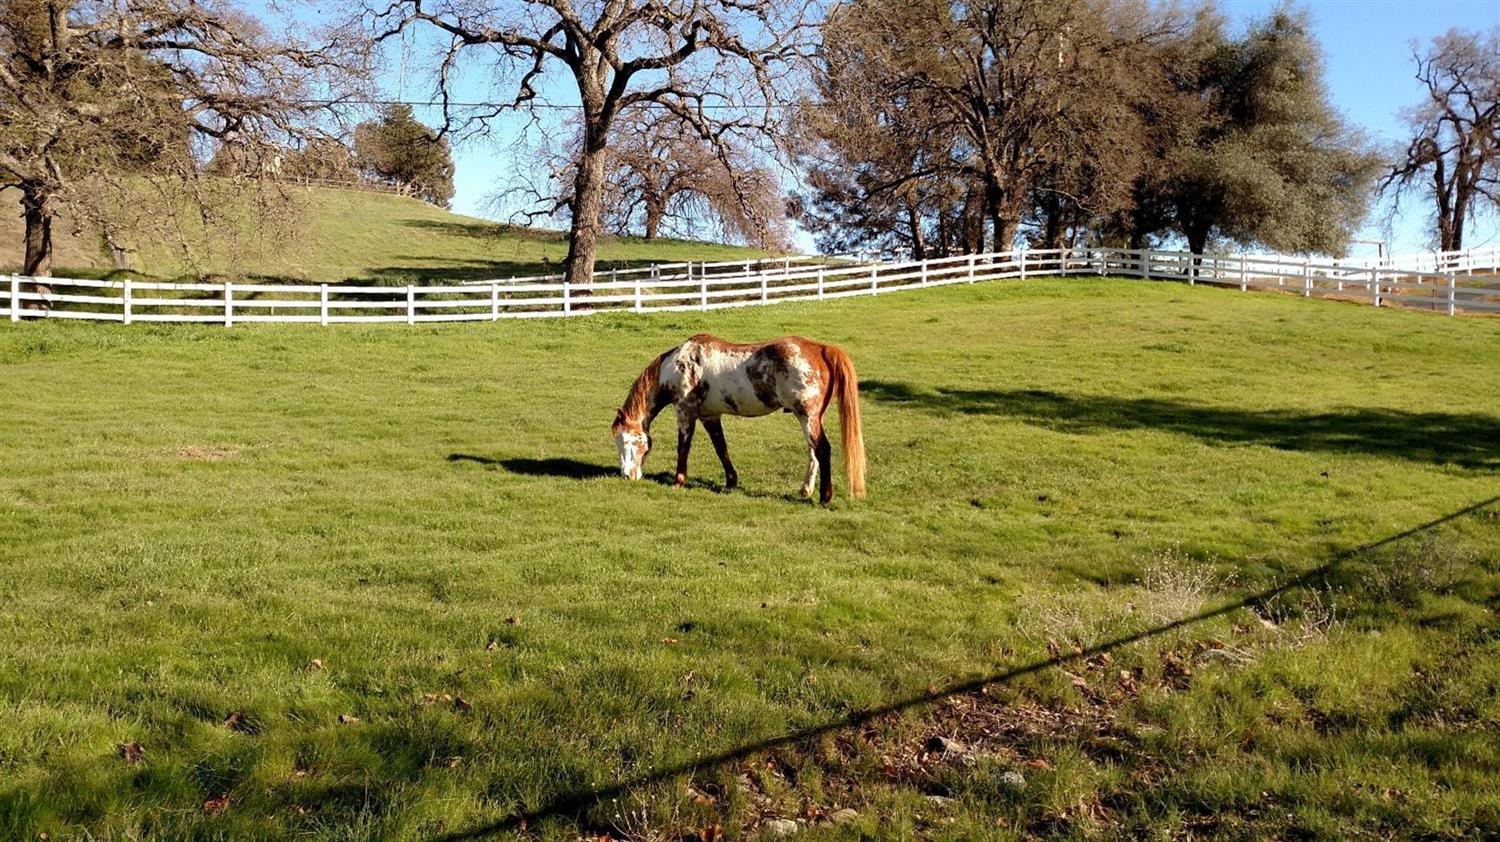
[817,264,826,299]
[1019,249,1027,280]
[320,284,329,326]
[1302,258,1311,297]
[968,254,976,283]
[123,278,133,325]
[563,281,572,316]
[634,276,643,312]
[491,282,500,320]
[9,274,18,321]
[871,264,878,294]
[1446,271,1456,316]
[1371,267,1381,307]
[222,281,233,327]
[1187,254,1195,286]
[760,272,768,303]
[1239,254,1247,292]
[406,284,415,324]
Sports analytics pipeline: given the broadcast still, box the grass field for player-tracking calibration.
[0,185,763,282]
[1,278,1497,840]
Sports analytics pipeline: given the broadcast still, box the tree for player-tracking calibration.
[1130,8,1382,255]
[1383,28,1499,252]
[532,108,788,249]
[354,104,455,206]
[0,0,352,277]
[798,0,1175,255]
[357,0,809,288]
[283,138,361,182]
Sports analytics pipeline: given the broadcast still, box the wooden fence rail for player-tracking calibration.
[4,246,1498,325]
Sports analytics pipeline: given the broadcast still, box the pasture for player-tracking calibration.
[1,278,1497,840]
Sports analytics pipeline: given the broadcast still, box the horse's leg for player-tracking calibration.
[813,409,833,504]
[674,408,696,488]
[797,411,824,499]
[701,417,738,489]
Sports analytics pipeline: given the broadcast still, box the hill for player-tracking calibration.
[0,184,766,283]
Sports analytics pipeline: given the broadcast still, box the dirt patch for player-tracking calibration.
[177,445,240,461]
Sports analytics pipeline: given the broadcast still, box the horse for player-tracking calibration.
[612,334,866,503]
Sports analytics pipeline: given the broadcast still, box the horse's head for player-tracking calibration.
[611,409,651,480]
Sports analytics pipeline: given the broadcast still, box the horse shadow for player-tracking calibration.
[447,453,803,500]
[447,454,616,479]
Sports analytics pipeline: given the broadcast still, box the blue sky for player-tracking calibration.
[365,0,1500,257]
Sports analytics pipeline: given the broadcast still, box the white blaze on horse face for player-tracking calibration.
[615,429,649,479]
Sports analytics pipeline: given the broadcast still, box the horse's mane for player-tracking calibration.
[617,351,667,426]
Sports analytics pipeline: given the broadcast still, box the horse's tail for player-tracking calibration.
[828,345,866,499]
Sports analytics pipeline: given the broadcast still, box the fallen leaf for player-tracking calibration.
[485,640,499,651]
[117,742,144,763]
[1022,758,1053,770]
[504,615,520,626]
[307,658,324,671]
[662,637,679,645]
[202,795,231,814]
[441,755,463,768]
[222,711,245,731]
[453,696,472,712]
[337,713,359,725]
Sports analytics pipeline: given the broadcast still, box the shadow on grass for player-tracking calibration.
[447,454,617,480]
[862,380,1500,469]
[433,495,1499,840]
[447,453,801,499]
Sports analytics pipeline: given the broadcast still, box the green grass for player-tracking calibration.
[0,185,764,282]
[1,278,1497,840]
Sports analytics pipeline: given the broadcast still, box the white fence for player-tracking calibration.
[3,246,1498,325]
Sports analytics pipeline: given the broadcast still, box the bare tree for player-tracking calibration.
[518,107,788,249]
[1384,27,1500,252]
[357,0,810,288]
[0,0,357,278]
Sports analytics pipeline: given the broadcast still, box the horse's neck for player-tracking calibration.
[622,355,667,428]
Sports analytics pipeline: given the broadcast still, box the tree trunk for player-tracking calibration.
[643,197,664,241]
[1184,219,1210,257]
[907,199,927,260]
[20,181,55,278]
[1041,198,1064,250]
[562,127,610,293]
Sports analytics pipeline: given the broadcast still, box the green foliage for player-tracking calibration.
[354,105,456,208]
[1,279,1496,838]
[1137,8,1384,254]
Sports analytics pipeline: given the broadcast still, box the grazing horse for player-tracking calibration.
[612,334,866,503]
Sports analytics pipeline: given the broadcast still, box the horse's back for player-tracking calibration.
[662,334,830,418]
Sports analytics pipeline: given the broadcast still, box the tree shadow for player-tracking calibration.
[861,380,1500,469]
[402,218,565,244]
[428,495,1499,839]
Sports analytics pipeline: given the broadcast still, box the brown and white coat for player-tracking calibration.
[612,334,866,503]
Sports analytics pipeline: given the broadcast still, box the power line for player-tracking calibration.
[298,97,821,110]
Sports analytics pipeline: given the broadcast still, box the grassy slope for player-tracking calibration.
[0,279,1497,840]
[0,185,763,282]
